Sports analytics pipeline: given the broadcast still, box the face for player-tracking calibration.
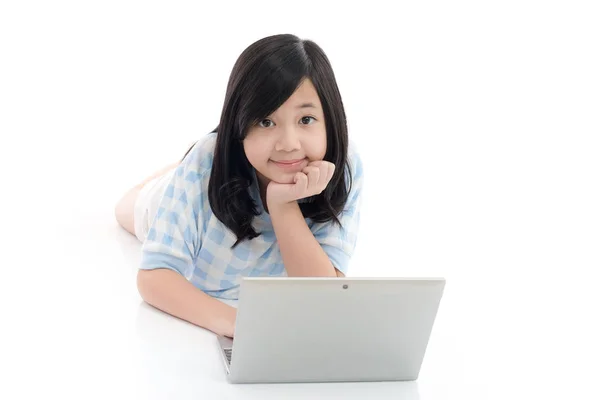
[243,78,327,186]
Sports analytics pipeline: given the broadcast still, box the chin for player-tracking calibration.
[270,174,295,185]
[256,169,292,185]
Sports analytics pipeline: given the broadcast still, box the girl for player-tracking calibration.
[114,34,364,338]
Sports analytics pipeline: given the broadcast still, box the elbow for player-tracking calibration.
[137,269,159,303]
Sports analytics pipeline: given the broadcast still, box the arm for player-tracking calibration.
[137,268,236,337]
[137,138,236,336]
[269,202,341,277]
[268,152,363,278]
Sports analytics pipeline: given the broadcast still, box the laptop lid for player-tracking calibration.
[226,277,445,384]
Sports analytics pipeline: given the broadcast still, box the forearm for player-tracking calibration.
[137,268,236,336]
[269,202,338,277]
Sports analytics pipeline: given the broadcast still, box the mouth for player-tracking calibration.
[270,158,308,170]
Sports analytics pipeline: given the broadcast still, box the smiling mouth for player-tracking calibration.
[271,158,307,169]
[272,159,305,164]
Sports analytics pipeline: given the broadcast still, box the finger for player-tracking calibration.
[309,161,334,185]
[326,162,336,183]
[302,165,321,175]
[303,166,320,192]
[316,162,330,188]
[294,172,308,196]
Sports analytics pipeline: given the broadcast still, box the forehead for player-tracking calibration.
[274,79,322,112]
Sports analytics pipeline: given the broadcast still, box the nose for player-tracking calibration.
[275,125,301,152]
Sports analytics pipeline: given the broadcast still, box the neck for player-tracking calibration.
[255,173,270,214]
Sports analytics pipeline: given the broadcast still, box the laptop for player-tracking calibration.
[217,277,445,384]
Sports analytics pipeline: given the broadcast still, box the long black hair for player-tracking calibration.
[208,34,352,247]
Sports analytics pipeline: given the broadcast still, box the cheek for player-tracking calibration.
[243,137,269,168]
[307,132,328,160]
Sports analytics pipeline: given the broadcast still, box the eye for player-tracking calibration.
[257,116,317,128]
[300,116,317,125]
[258,119,274,128]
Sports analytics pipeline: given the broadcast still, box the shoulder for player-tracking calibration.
[346,138,364,186]
[185,131,218,172]
[176,131,218,182]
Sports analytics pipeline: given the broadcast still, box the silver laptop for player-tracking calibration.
[217,277,445,384]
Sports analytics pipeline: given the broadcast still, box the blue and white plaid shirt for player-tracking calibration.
[140,132,364,300]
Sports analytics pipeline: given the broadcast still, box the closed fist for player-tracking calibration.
[266,160,335,207]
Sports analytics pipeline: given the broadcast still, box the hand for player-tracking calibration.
[266,160,335,208]
[214,304,237,338]
[223,315,235,338]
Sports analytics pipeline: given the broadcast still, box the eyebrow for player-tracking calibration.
[296,102,317,109]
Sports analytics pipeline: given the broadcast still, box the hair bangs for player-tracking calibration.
[238,51,310,138]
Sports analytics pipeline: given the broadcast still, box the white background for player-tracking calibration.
[1,1,599,399]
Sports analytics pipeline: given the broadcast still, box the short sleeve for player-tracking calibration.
[312,148,364,275]
[139,148,204,279]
